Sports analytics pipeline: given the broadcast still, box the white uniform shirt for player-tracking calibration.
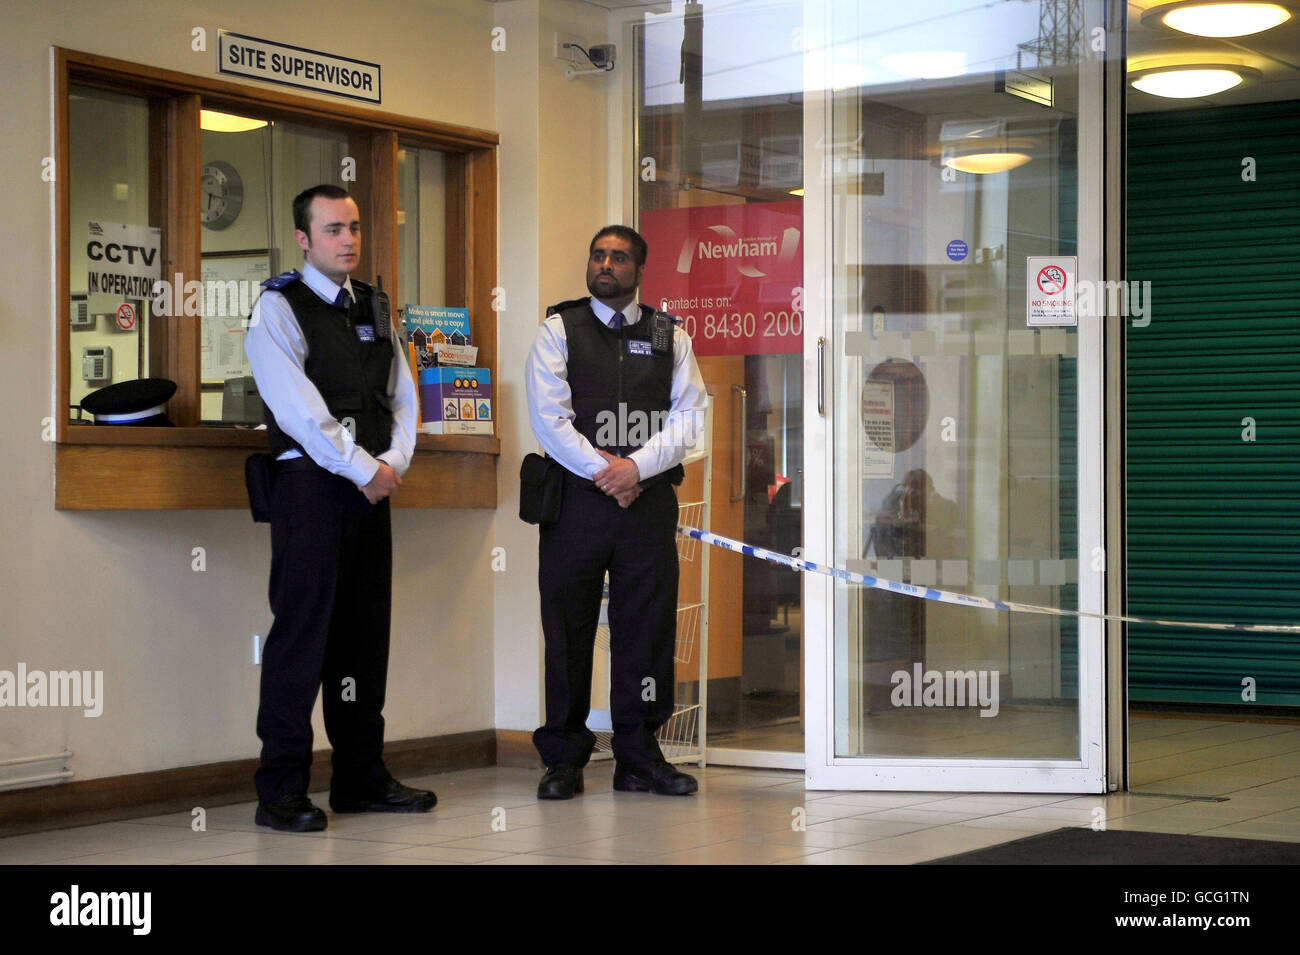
[244,261,417,488]
[525,297,708,481]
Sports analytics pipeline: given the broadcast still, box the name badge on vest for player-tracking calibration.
[355,324,376,342]
[627,339,653,357]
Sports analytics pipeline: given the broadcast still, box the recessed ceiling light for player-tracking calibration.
[1144,2,1292,37]
[200,110,268,133]
[1130,66,1248,98]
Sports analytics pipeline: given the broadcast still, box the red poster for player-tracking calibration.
[639,201,803,356]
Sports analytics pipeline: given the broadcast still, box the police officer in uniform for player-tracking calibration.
[244,184,435,831]
[525,225,708,798]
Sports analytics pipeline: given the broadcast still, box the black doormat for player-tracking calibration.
[924,827,1300,865]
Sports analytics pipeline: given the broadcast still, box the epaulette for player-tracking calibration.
[260,269,302,290]
[640,303,683,326]
[545,296,591,318]
[349,278,374,294]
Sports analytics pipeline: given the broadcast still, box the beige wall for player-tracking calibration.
[491,0,545,735]
[0,0,514,783]
[3,0,624,786]
[491,0,624,733]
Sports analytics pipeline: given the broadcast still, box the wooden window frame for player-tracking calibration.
[54,48,499,509]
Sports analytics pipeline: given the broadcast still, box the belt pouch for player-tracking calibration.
[519,452,563,525]
[245,452,275,523]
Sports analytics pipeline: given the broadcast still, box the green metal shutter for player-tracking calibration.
[1126,101,1300,706]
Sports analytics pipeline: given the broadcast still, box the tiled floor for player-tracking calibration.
[2,715,1296,865]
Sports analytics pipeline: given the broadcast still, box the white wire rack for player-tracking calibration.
[594,599,702,665]
[590,703,702,763]
[676,502,705,561]
[673,601,703,664]
[657,703,703,762]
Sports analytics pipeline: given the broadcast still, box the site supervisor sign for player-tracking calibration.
[218,32,381,103]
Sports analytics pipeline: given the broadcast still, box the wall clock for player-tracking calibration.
[200,160,244,230]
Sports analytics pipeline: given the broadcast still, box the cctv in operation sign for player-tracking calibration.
[86,221,161,298]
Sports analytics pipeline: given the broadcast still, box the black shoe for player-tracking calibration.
[330,777,437,814]
[613,760,698,796]
[255,794,328,832]
[537,764,584,800]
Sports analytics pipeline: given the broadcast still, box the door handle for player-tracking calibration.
[731,384,747,503]
[817,337,826,416]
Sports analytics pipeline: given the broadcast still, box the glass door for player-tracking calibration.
[635,1,809,769]
[803,0,1107,791]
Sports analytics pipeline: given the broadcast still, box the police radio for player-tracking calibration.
[372,275,393,340]
[650,310,676,355]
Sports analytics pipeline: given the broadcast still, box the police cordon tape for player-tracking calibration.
[675,526,1300,635]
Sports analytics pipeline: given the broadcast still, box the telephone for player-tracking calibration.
[70,294,93,330]
[82,346,112,383]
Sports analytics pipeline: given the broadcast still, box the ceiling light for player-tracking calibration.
[939,119,1035,175]
[1130,66,1248,98]
[200,109,268,133]
[830,62,874,91]
[882,51,967,80]
[944,152,1032,175]
[1143,2,1292,37]
[788,187,805,197]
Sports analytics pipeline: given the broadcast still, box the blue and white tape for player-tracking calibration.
[676,526,1300,635]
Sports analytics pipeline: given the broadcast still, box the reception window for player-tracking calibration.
[55,48,498,509]
[68,85,156,420]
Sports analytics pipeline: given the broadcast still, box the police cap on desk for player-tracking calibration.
[80,378,177,426]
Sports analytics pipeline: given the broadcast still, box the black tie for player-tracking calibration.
[610,312,625,331]
[335,287,352,310]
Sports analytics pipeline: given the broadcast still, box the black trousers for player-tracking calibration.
[254,465,392,802]
[534,479,679,768]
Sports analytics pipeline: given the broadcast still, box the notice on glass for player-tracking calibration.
[861,379,895,478]
[201,254,270,383]
[1026,256,1077,327]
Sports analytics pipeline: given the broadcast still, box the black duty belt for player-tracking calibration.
[275,455,324,474]
[562,465,683,492]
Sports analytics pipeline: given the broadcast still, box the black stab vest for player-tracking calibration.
[559,299,683,486]
[265,278,395,459]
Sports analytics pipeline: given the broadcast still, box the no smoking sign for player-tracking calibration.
[115,302,137,331]
[1026,256,1077,327]
[1037,265,1067,295]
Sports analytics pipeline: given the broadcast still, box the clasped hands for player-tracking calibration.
[594,449,641,508]
[361,462,401,504]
